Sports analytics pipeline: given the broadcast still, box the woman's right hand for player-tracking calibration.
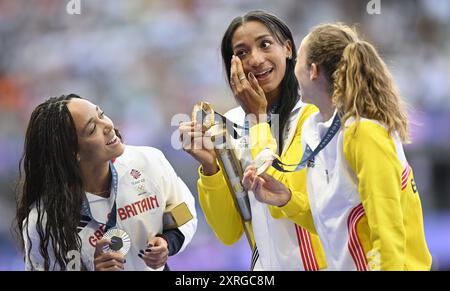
[179,121,218,175]
[94,238,125,271]
[230,55,267,121]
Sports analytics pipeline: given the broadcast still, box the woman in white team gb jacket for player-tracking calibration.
[16,94,197,271]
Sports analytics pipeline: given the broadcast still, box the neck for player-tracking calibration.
[320,103,335,121]
[80,161,111,197]
[266,89,280,112]
[314,92,335,121]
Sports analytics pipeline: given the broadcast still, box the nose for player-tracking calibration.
[102,119,114,135]
[247,49,265,68]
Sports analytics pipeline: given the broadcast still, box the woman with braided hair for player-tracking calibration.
[16,94,197,270]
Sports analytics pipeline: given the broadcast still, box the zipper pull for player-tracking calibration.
[325,169,329,184]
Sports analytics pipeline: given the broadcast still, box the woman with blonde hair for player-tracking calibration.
[243,23,432,270]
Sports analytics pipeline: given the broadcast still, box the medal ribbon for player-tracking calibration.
[196,102,341,173]
[271,112,341,172]
[195,101,279,139]
[81,160,119,232]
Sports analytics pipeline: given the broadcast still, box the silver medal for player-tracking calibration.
[102,228,131,256]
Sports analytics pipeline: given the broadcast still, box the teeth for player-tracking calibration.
[255,68,272,77]
[107,137,116,145]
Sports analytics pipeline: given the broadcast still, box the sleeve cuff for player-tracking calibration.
[198,164,227,189]
[278,190,305,218]
[158,229,185,256]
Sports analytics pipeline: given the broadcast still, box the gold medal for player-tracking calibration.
[192,101,215,130]
[102,228,131,256]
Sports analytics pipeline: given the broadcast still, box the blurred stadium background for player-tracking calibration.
[0,0,449,271]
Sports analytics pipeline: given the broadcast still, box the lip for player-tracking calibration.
[253,68,273,82]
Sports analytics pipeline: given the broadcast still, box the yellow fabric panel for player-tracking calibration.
[311,233,327,270]
[400,171,432,270]
[197,165,244,245]
[343,121,431,270]
[273,105,318,231]
[248,104,327,269]
[248,104,318,231]
[249,122,278,157]
[355,215,372,267]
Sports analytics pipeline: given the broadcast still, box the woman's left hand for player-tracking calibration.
[242,165,292,207]
[138,236,169,269]
[230,55,267,121]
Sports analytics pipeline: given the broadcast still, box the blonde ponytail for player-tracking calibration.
[307,24,409,142]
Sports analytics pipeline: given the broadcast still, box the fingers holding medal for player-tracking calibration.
[102,228,131,256]
[94,236,126,271]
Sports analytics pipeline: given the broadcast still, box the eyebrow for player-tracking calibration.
[233,34,272,51]
[83,106,99,132]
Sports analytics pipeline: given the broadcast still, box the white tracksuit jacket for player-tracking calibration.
[24,145,197,271]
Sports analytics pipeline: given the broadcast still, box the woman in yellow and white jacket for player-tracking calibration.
[243,23,432,270]
[179,11,326,271]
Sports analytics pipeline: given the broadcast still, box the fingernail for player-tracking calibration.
[138,253,143,258]
[124,259,126,263]
[148,243,154,248]
[139,249,144,254]
[249,72,255,80]
[145,248,152,252]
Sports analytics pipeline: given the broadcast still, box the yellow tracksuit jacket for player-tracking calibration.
[198,102,327,270]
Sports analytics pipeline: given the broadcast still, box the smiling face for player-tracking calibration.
[67,98,124,164]
[231,21,292,100]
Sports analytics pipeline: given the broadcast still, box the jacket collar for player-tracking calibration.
[303,109,338,150]
[280,100,305,156]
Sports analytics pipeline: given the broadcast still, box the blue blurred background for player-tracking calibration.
[0,0,449,271]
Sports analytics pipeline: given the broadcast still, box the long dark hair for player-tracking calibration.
[16,94,85,270]
[221,10,299,151]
